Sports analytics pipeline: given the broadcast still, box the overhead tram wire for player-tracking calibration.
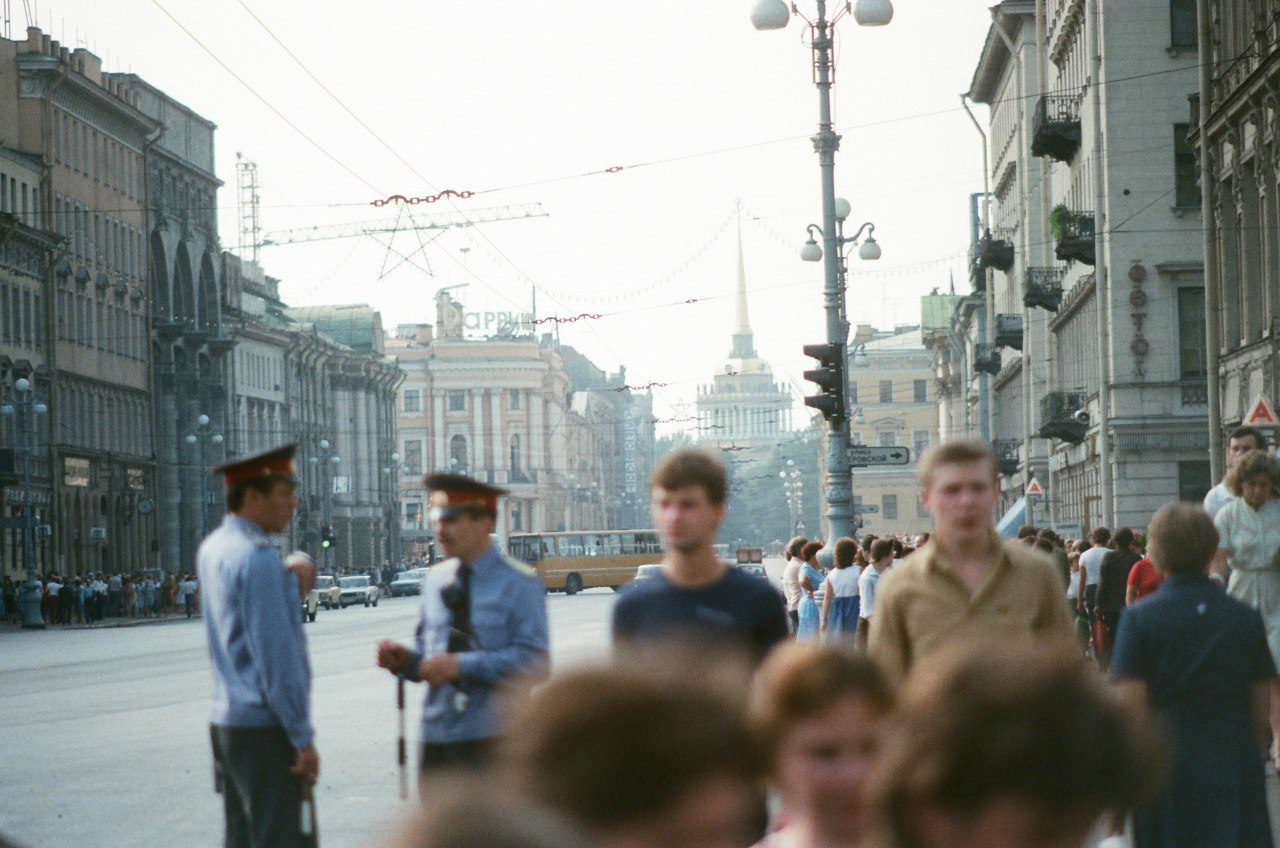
[147,0,385,198]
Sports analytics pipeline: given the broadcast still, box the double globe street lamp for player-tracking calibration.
[185,414,224,536]
[752,0,891,553]
[2,377,49,628]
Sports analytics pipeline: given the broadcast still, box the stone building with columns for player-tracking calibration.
[2,29,159,576]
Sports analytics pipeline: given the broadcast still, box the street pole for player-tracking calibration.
[812,0,855,559]
[754,0,891,561]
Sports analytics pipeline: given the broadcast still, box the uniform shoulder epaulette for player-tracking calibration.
[500,554,538,579]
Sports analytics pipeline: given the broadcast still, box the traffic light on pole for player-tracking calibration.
[802,342,845,423]
[321,525,335,549]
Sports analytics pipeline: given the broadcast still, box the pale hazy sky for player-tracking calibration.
[16,0,996,426]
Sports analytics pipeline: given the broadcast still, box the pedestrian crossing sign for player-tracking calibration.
[1244,396,1278,427]
[1025,478,1044,497]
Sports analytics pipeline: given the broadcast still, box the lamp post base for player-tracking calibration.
[21,581,45,629]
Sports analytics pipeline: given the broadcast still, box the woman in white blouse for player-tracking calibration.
[1212,448,1280,769]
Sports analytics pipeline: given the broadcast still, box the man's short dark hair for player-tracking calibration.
[650,449,727,505]
[1112,527,1135,549]
[226,477,283,512]
[1229,425,1268,451]
[1016,525,1039,540]
[1088,526,1111,546]
[870,539,895,562]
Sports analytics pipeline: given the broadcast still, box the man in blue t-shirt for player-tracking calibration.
[612,449,788,663]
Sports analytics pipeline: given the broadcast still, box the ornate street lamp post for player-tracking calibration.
[185,413,224,537]
[310,439,341,572]
[2,377,48,628]
[753,0,891,557]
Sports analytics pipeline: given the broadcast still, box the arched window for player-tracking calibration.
[449,434,468,472]
[509,434,522,479]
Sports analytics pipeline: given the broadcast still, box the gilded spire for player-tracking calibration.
[730,217,757,359]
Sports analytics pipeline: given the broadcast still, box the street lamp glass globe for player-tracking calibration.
[834,197,852,221]
[212,434,224,445]
[750,0,790,30]
[197,413,210,427]
[33,402,47,415]
[391,452,400,462]
[800,238,823,262]
[859,237,882,261]
[185,434,197,445]
[309,456,319,465]
[319,439,330,451]
[853,0,893,26]
[331,455,341,465]
[0,403,13,416]
[14,378,30,393]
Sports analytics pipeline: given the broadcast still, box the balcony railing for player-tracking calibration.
[1052,208,1095,265]
[1024,266,1066,312]
[1031,94,1082,162]
[975,229,1015,273]
[973,343,1002,376]
[1037,391,1088,444]
[993,439,1020,477]
[995,314,1024,351]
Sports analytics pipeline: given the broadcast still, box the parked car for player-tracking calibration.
[338,575,379,608]
[313,575,340,610]
[737,563,767,580]
[302,584,319,623]
[389,567,429,597]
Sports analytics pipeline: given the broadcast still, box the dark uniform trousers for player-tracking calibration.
[211,725,308,848]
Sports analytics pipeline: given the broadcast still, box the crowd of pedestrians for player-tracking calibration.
[0,570,200,626]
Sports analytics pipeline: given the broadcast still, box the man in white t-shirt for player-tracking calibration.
[780,536,805,634]
[856,538,895,649]
[1203,425,1268,518]
[1075,528,1111,622]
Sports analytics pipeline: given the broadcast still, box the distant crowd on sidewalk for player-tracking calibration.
[0,570,201,626]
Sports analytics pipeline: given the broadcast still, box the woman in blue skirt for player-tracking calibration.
[822,537,861,640]
[796,540,826,641]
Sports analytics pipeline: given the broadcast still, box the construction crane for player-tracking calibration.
[257,203,548,248]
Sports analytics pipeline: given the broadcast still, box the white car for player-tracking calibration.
[633,564,663,582]
[389,568,428,597]
[337,576,379,608]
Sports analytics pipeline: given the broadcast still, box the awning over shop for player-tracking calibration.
[995,496,1027,540]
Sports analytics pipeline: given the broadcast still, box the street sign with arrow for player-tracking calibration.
[847,446,911,467]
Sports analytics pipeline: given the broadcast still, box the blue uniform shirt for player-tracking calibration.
[198,514,314,748]
[405,544,549,743]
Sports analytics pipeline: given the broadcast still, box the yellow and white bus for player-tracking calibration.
[507,529,663,595]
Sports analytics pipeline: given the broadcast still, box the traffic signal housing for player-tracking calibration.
[802,342,845,423]
[321,525,337,549]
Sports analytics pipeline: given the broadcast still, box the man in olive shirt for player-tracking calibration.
[868,439,1076,685]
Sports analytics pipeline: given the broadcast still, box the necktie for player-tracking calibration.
[446,562,472,653]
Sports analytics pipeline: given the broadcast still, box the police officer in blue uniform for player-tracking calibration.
[199,444,319,847]
[376,473,550,774]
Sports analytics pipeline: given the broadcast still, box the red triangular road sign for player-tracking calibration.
[1026,478,1044,497]
[1245,397,1278,426]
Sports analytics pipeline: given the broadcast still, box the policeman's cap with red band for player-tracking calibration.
[213,443,300,487]
[424,473,508,518]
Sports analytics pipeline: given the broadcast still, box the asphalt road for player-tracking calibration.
[0,588,616,848]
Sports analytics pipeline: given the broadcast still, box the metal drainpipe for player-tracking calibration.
[990,9,1036,523]
[1035,0,1059,528]
[41,60,70,574]
[1197,0,1222,481]
[960,95,994,445]
[1090,0,1114,527]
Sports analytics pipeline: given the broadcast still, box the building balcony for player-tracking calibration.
[973,343,1002,376]
[992,439,1020,477]
[1051,207,1095,266]
[1024,266,1066,312]
[994,314,1023,351]
[975,229,1015,273]
[1031,94,1082,162]
[1037,391,1088,444]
